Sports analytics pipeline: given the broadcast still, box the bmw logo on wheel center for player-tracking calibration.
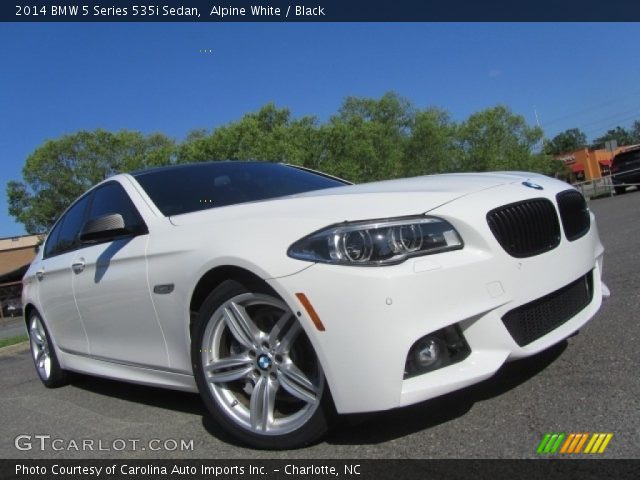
[257,354,272,370]
[522,181,544,190]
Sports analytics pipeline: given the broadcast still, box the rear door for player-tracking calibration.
[72,181,169,368]
[36,194,92,354]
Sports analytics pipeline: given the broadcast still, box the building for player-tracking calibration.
[556,146,632,182]
[0,234,41,319]
[0,234,41,278]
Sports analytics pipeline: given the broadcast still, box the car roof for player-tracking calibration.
[615,145,640,157]
[130,160,279,178]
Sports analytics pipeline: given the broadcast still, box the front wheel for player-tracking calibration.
[192,280,334,449]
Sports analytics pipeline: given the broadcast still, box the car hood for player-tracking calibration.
[293,172,530,198]
[163,172,555,279]
[169,172,535,227]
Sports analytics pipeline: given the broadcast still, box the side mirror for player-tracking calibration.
[79,214,129,243]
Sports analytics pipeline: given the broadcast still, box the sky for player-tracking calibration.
[1,22,640,236]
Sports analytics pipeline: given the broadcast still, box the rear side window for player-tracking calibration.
[43,221,63,258]
[87,182,146,232]
[614,149,640,166]
[45,194,91,257]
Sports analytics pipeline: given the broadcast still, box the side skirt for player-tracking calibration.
[57,349,198,393]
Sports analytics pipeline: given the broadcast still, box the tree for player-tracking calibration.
[457,105,545,172]
[591,126,635,149]
[403,108,461,175]
[544,128,588,155]
[7,129,175,233]
[9,93,577,234]
[337,92,414,131]
[630,120,640,145]
[177,104,321,166]
[319,92,412,182]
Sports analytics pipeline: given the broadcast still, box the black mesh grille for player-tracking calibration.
[556,190,590,241]
[502,271,594,347]
[487,199,561,258]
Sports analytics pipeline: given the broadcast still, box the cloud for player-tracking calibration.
[488,69,502,78]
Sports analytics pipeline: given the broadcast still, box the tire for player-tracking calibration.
[191,280,335,449]
[28,311,69,388]
[614,186,626,195]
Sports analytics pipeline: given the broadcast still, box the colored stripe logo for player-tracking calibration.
[537,433,613,454]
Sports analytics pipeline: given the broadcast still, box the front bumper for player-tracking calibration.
[268,184,606,414]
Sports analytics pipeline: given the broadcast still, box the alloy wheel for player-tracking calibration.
[29,315,51,381]
[201,293,324,436]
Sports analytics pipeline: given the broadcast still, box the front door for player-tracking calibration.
[72,181,169,368]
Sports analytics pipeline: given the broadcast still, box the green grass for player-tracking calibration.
[0,334,28,348]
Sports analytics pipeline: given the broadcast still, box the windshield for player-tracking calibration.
[133,162,348,216]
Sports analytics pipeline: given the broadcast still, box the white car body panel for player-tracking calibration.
[22,167,606,415]
[71,234,170,368]
[270,178,604,412]
[31,250,89,354]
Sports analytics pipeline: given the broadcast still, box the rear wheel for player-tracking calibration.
[192,280,334,449]
[614,185,626,195]
[28,311,68,388]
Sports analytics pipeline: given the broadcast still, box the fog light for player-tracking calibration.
[404,325,471,379]
[414,337,445,368]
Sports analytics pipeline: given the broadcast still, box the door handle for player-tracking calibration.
[35,269,45,281]
[71,260,85,274]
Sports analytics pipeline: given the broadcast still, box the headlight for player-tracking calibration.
[287,216,463,266]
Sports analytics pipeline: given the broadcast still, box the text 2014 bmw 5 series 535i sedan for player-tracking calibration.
[23,161,607,449]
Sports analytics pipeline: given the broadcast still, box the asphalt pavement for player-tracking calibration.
[1,190,638,459]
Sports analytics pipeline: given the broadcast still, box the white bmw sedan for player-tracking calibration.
[23,161,606,449]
